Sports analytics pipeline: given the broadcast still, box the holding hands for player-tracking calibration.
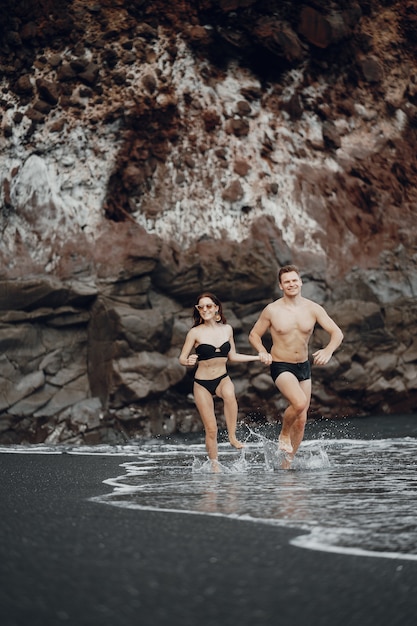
[258,351,272,365]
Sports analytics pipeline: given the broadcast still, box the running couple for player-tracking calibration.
[179,265,343,471]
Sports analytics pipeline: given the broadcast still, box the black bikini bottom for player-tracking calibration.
[270,360,311,383]
[194,373,229,395]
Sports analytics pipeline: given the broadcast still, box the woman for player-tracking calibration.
[179,292,261,470]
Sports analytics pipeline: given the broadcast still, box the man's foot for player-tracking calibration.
[281,453,294,470]
[210,459,220,473]
[229,437,245,450]
[278,435,293,454]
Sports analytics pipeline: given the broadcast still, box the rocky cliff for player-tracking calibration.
[1,0,416,444]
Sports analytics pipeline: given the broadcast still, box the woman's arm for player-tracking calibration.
[179,329,198,367]
[227,325,260,363]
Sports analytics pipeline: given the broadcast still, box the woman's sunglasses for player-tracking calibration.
[195,304,216,311]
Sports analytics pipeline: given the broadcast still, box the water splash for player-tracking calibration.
[247,427,331,471]
[192,448,250,474]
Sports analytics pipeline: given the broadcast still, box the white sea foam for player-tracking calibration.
[2,419,417,562]
[87,434,417,562]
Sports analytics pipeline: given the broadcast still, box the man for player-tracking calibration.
[249,265,343,465]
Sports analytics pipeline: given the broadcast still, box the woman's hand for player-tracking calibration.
[185,354,198,366]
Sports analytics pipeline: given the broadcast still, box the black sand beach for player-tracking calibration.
[1,452,416,626]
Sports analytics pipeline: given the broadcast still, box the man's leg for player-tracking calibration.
[275,374,311,455]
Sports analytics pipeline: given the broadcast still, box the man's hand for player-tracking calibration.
[258,351,272,365]
[312,348,333,366]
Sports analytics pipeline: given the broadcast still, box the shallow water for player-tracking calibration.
[2,414,417,561]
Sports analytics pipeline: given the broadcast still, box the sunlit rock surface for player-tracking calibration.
[0,0,416,443]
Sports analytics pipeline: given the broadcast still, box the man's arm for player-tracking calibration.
[312,304,344,366]
[249,308,273,364]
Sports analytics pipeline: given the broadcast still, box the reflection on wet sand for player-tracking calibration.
[193,470,313,527]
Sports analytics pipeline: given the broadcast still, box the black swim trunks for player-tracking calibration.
[270,360,311,383]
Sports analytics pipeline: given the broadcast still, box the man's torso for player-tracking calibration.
[268,298,317,362]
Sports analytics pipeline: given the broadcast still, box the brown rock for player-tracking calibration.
[36,78,60,105]
[79,63,100,85]
[222,179,244,202]
[112,304,172,353]
[202,109,221,132]
[225,118,250,137]
[0,278,97,312]
[282,93,303,121]
[48,54,62,68]
[70,57,90,73]
[298,6,352,48]
[14,74,33,95]
[111,352,184,403]
[57,63,77,82]
[33,99,52,114]
[298,7,332,48]
[122,164,147,191]
[254,18,304,63]
[121,51,136,65]
[2,178,11,207]
[322,120,341,149]
[142,72,157,93]
[50,118,66,133]
[360,56,384,83]
[24,108,45,123]
[235,100,252,116]
[187,25,212,47]
[233,159,251,176]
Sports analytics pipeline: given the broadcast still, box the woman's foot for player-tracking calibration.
[229,437,245,450]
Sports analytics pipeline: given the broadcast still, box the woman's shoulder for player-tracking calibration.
[224,323,234,337]
[186,326,199,340]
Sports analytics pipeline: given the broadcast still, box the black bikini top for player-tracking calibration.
[195,341,231,361]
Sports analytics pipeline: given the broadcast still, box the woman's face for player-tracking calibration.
[195,297,218,321]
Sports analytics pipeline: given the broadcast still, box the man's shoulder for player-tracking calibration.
[264,299,281,313]
[263,299,286,318]
[302,297,326,316]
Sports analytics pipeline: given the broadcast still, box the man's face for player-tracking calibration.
[279,271,302,294]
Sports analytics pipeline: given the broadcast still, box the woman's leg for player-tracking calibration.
[193,383,219,467]
[216,377,244,449]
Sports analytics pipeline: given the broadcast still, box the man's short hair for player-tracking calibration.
[278,265,300,283]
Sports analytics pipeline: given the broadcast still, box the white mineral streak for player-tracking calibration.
[129,41,328,254]
[0,33,406,269]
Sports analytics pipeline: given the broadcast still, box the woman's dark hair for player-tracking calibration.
[192,292,227,327]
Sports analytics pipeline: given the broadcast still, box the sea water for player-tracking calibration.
[2,414,417,561]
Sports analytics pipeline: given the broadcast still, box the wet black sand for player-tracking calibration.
[1,452,416,626]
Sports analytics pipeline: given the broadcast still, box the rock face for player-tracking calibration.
[0,0,416,444]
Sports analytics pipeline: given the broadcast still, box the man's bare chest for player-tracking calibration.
[270,308,315,336]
